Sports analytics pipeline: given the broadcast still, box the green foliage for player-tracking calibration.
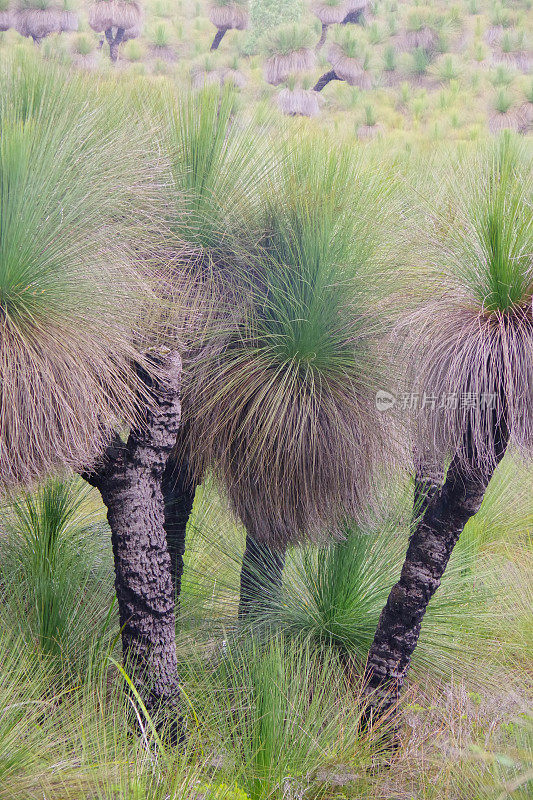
[163,85,269,256]
[185,636,380,800]
[73,33,93,55]
[412,45,430,74]
[0,477,114,669]
[383,43,396,71]
[261,21,314,56]
[494,87,513,113]
[151,21,170,47]
[364,102,376,125]
[124,38,143,60]
[244,0,304,54]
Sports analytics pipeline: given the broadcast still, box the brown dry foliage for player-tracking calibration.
[264,48,316,86]
[208,3,248,32]
[88,0,142,33]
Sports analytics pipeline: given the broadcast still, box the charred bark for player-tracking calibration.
[162,452,197,602]
[83,352,182,738]
[316,22,328,51]
[412,448,446,529]
[364,412,510,721]
[238,534,286,618]
[106,26,125,62]
[210,27,227,51]
[342,10,365,25]
[314,70,341,92]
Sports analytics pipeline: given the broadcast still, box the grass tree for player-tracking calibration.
[312,1,369,50]
[0,56,183,736]
[160,86,271,603]
[14,0,77,44]
[315,26,371,91]
[208,0,248,51]
[262,23,316,86]
[0,58,145,492]
[89,0,143,62]
[364,135,533,720]
[180,137,399,617]
[277,81,321,117]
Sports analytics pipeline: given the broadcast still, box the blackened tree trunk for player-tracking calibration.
[342,10,365,25]
[314,70,341,92]
[238,534,286,618]
[162,452,197,602]
[364,415,510,720]
[412,448,446,527]
[210,27,227,51]
[106,26,125,62]
[316,22,328,51]
[83,352,183,734]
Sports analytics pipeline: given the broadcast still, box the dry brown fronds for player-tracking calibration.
[208,3,248,32]
[328,42,371,87]
[396,26,439,54]
[311,1,349,26]
[122,20,142,40]
[0,9,13,29]
[88,0,142,33]
[277,88,320,116]
[357,123,383,139]
[14,8,62,38]
[191,66,246,89]
[402,301,533,473]
[0,322,147,493]
[264,49,316,86]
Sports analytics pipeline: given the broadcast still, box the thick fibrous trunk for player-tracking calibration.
[314,69,341,92]
[105,26,125,62]
[162,453,197,602]
[210,27,227,51]
[316,22,328,51]
[365,416,509,719]
[83,352,183,731]
[239,534,286,618]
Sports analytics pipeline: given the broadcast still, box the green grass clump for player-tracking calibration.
[73,33,93,55]
[0,477,114,670]
[261,22,314,57]
[494,87,513,113]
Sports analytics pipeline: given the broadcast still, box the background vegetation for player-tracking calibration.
[0,0,531,142]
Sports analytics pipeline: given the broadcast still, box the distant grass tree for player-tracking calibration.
[208,0,248,51]
[89,0,143,62]
[262,23,316,86]
[312,1,370,51]
[14,0,77,44]
[315,26,371,91]
[364,135,533,720]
